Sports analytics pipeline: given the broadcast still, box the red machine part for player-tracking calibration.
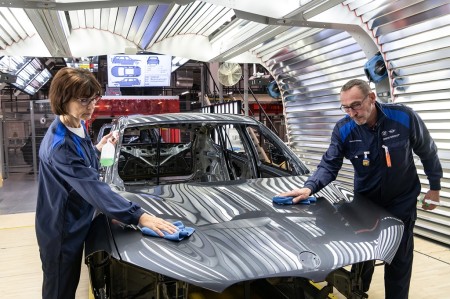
[87,96,180,143]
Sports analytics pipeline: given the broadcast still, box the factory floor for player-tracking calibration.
[1,173,449,299]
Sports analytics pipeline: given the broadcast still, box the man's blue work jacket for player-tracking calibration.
[304,102,442,220]
[35,117,144,263]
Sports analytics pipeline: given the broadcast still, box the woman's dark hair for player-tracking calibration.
[49,67,102,115]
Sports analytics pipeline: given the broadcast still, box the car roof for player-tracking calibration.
[125,112,260,126]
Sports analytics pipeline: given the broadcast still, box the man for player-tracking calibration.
[279,79,442,299]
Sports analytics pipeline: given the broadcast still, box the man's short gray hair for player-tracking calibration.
[341,79,372,95]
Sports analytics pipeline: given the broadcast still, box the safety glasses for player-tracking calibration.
[340,94,369,113]
[76,95,102,106]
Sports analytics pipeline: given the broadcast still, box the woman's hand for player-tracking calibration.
[96,130,119,151]
[138,213,178,237]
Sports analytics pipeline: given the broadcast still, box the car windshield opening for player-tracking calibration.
[116,123,300,190]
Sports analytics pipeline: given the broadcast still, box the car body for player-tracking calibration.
[95,122,161,145]
[85,113,404,299]
[112,77,141,87]
[111,66,141,77]
[111,55,140,65]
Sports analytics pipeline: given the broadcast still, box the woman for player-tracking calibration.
[35,67,176,299]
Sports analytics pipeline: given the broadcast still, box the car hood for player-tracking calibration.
[88,176,403,293]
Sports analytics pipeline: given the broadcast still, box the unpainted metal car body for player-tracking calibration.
[85,113,403,299]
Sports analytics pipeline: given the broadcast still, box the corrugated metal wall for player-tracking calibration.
[372,0,450,244]
[255,0,450,245]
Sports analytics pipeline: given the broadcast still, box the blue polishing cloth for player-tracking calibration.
[273,195,317,205]
[141,221,195,241]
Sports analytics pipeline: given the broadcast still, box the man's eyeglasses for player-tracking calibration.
[77,95,102,106]
[340,94,369,113]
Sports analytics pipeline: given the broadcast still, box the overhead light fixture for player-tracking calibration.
[181,91,189,95]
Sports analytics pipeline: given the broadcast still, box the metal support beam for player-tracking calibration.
[0,1,193,10]
[25,9,72,57]
[219,81,223,103]
[234,9,361,32]
[200,63,205,107]
[30,101,37,177]
[244,63,248,116]
[0,112,4,181]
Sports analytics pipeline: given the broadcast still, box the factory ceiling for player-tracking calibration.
[0,0,348,62]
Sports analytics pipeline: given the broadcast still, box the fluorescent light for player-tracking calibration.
[181,91,189,95]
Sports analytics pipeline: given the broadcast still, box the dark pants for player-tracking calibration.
[41,249,83,299]
[352,218,414,299]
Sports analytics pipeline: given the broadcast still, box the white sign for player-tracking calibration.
[107,54,172,87]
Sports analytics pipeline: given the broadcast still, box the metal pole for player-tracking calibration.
[244,63,248,116]
[219,81,223,103]
[0,114,4,182]
[30,101,38,177]
[200,63,205,107]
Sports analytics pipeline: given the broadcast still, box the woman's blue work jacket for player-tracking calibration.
[35,117,143,263]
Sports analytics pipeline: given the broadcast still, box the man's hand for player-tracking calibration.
[139,213,178,237]
[278,187,312,204]
[422,190,440,210]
